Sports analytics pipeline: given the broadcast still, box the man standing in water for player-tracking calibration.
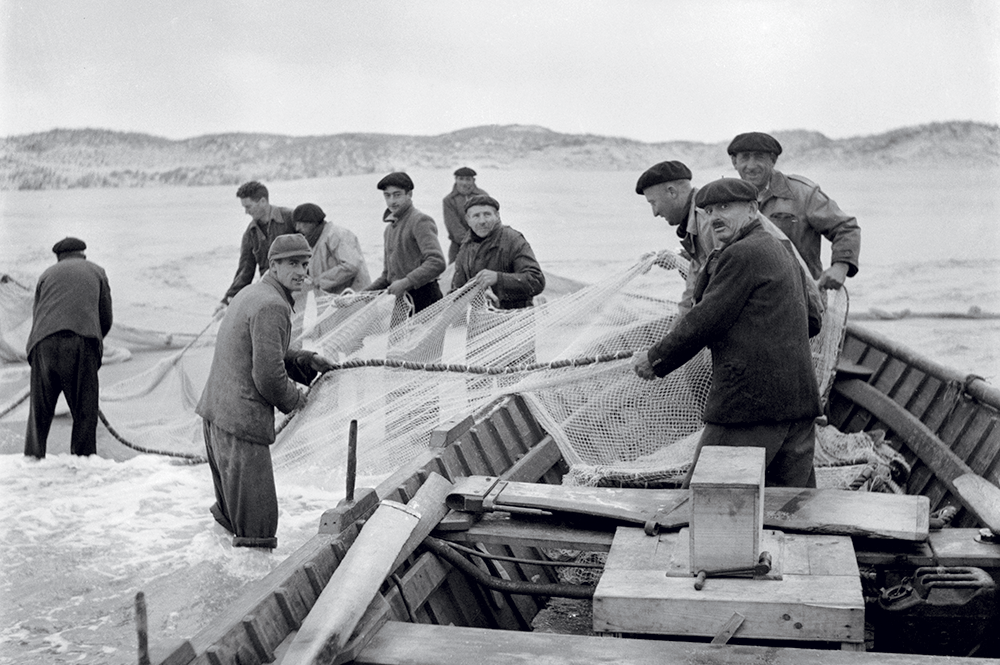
[197,234,335,548]
[633,179,822,487]
[24,237,113,458]
[216,180,296,314]
[292,202,371,295]
[728,132,860,289]
[442,166,489,263]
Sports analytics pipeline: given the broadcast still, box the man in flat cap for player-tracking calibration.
[216,180,296,315]
[442,167,489,263]
[451,195,545,310]
[633,179,822,487]
[292,203,371,295]
[366,172,447,314]
[24,237,113,458]
[728,132,861,290]
[197,233,335,548]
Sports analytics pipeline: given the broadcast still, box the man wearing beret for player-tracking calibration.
[216,180,296,315]
[442,167,489,263]
[366,172,447,314]
[633,179,822,487]
[292,203,371,295]
[451,195,545,309]
[24,237,113,458]
[728,132,861,290]
[197,234,336,548]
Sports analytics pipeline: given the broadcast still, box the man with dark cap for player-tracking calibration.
[216,180,296,314]
[366,172,447,313]
[728,132,861,290]
[633,179,822,487]
[24,238,113,458]
[197,234,335,548]
[442,166,489,263]
[292,203,371,295]
[451,195,545,309]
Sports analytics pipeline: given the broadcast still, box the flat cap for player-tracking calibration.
[453,166,477,177]
[292,203,326,225]
[694,178,759,208]
[268,233,312,262]
[727,132,782,156]
[52,237,86,254]
[377,171,414,191]
[464,194,500,213]
[634,161,693,194]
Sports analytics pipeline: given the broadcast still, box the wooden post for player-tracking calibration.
[135,591,150,665]
[346,419,358,502]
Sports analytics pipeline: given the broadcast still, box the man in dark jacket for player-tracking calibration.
[24,237,113,458]
[197,234,334,548]
[632,179,822,487]
[451,195,545,309]
[442,166,489,263]
[216,181,296,313]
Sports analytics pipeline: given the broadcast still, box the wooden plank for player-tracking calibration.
[501,435,562,483]
[357,621,986,665]
[928,528,1000,569]
[441,514,613,552]
[952,474,1000,534]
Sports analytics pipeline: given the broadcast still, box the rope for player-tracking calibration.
[0,388,30,420]
[98,408,207,463]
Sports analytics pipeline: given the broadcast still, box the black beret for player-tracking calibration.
[727,132,782,156]
[377,172,414,191]
[52,237,86,254]
[464,195,500,213]
[694,178,759,208]
[292,203,326,224]
[453,167,477,177]
[634,161,693,194]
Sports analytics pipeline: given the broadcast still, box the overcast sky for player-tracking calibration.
[2,0,998,143]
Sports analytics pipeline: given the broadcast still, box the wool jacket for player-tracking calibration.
[442,184,489,245]
[223,205,296,303]
[648,220,821,425]
[197,272,317,445]
[451,224,545,309]
[367,202,446,292]
[26,255,113,360]
[307,222,372,294]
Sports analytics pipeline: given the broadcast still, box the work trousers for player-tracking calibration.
[24,332,101,458]
[698,417,817,488]
[203,420,279,548]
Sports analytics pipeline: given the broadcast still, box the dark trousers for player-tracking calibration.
[24,332,101,458]
[408,280,443,314]
[698,417,817,488]
[203,420,279,547]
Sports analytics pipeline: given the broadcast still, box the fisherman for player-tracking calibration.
[196,234,336,548]
[292,203,371,295]
[632,178,822,487]
[728,132,861,289]
[451,195,545,309]
[366,172,447,314]
[24,237,113,458]
[442,166,489,263]
[216,180,296,314]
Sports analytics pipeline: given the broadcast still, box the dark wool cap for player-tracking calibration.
[268,233,312,262]
[292,203,326,225]
[727,132,782,156]
[52,237,87,254]
[634,161,693,194]
[464,195,500,213]
[377,172,414,191]
[454,167,477,177]
[694,178,759,208]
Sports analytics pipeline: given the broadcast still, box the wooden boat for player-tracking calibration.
[151,321,1000,665]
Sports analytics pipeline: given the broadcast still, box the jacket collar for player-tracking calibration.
[383,201,413,224]
[262,271,296,308]
[760,170,794,203]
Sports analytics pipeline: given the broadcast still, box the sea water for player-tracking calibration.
[0,167,997,663]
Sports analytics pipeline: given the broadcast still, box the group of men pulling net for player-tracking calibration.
[0,253,904,492]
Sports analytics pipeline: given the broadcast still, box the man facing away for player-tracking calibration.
[216,180,296,314]
[24,237,113,458]
[196,234,335,549]
[728,132,861,290]
[366,172,447,314]
[292,203,371,295]
[632,179,822,488]
[442,166,489,263]
[451,195,545,309]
